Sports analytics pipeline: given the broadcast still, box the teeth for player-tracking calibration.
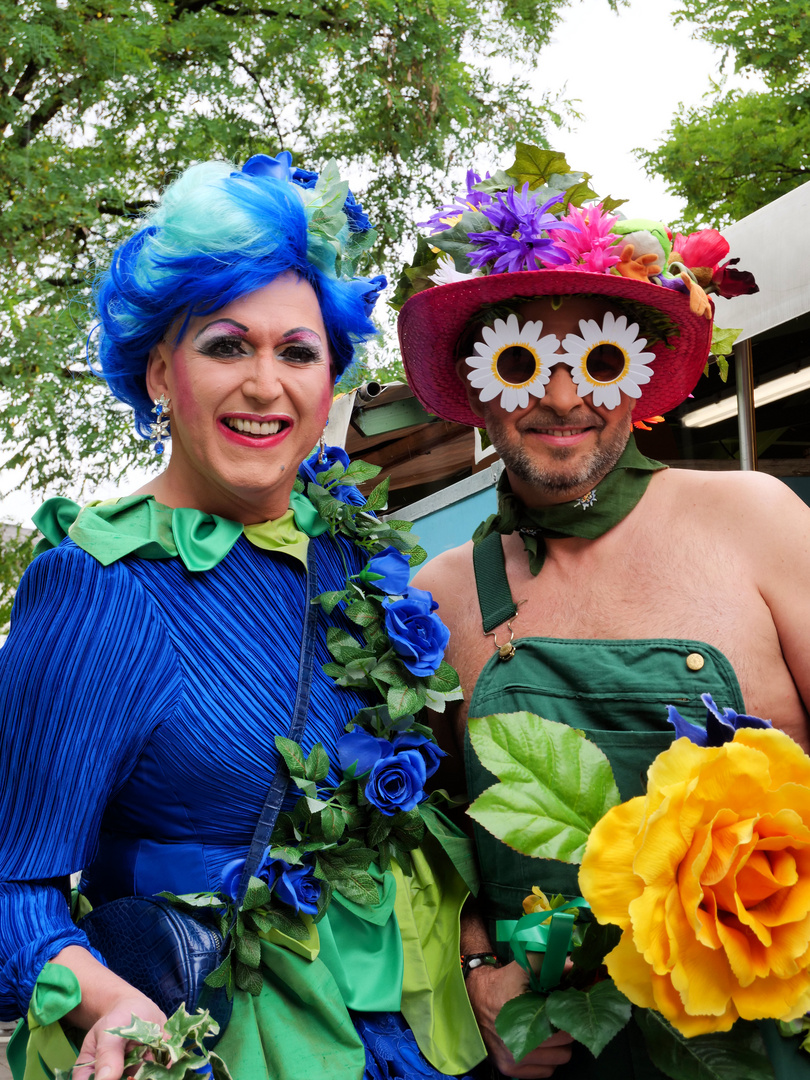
[226,418,281,435]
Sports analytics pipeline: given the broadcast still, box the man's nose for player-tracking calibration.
[542,362,587,413]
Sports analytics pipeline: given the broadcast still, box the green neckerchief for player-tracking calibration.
[31,490,329,572]
[473,435,667,575]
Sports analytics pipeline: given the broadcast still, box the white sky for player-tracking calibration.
[1,0,748,527]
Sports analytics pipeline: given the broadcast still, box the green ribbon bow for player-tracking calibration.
[497,897,591,992]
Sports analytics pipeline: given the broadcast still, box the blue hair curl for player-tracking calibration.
[93,159,384,437]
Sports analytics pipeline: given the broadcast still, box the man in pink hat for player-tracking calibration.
[396,149,810,1079]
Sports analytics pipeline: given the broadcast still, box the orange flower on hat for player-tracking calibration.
[579,728,810,1036]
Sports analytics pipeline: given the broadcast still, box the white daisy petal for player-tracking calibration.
[557,311,658,410]
[464,316,560,413]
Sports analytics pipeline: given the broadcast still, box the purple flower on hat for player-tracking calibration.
[666,693,772,748]
[468,186,575,273]
[299,445,366,506]
[418,170,495,234]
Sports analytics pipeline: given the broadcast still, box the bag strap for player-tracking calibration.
[473,531,517,634]
[233,539,321,909]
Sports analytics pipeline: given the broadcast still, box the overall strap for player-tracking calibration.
[473,531,517,634]
[233,540,321,908]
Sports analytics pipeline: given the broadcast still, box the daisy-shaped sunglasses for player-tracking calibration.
[465,311,656,411]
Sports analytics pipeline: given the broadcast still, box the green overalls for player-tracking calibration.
[464,534,808,1080]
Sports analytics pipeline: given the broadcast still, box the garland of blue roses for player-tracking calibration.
[164,448,463,999]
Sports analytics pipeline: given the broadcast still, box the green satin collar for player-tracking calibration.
[31,490,329,572]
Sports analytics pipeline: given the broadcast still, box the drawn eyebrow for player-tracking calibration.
[282,327,322,340]
[194,319,249,340]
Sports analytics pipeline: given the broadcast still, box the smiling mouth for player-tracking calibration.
[223,417,287,437]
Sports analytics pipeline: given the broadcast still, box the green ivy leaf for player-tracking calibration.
[304,742,330,782]
[467,712,621,864]
[601,195,628,215]
[634,1010,774,1080]
[326,626,367,665]
[369,657,407,687]
[322,661,347,679]
[235,928,261,969]
[315,590,347,615]
[274,736,307,779]
[106,1014,165,1049]
[545,982,631,1058]
[340,458,381,482]
[408,544,428,567]
[426,660,461,692]
[387,683,426,720]
[495,992,554,1062]
[363,476,390,512]
[345,599,382,628]
[235,960,264,996]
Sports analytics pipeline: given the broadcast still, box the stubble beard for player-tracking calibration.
[485,408,634,497]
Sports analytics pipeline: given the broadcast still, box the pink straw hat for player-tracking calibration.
[398,268,714,428]
[393,143,756,428]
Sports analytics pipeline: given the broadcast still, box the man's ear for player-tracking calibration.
[146,340,170,402]
[454,356,485,420]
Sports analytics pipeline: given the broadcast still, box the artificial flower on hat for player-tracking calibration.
[395,142,758,429]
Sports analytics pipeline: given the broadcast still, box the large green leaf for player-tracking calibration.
[634,1010,775,1080]
[495,992,554,1063]
[467,712,620,863]
[545,982,631,1058]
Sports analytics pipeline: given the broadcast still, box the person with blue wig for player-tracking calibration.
[0,155,485,1080]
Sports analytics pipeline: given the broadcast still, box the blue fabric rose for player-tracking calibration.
[343,189,372,233]
[241,152,293,183]
[269,860,322,915]
[365,748,427,816]
[291,166,319,189]
[298,445,366,506]
[359,546,411,595]
[337,728,393,777]
[219,856,247,899]
[383,586,450,677]
[348,274,387,316]
[666,692,772,747]
[392,731,447,778]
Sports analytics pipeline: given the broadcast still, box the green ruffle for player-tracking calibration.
[6,963,81,1080]
[31,490,328,571]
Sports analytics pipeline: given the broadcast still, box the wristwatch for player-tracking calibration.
[461,952,499,979]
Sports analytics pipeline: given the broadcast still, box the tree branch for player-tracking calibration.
[11,59,41,104]
[15,77,83,149]
[96,199,155,217]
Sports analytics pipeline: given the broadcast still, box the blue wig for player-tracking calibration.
[93,157,385,437]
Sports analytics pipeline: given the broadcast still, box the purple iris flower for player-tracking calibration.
[418,170,494,233]
[468,186,575,272]
[666,693,772,747]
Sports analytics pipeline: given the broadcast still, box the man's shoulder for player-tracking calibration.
[412,539,476,598]
[655,466,806,518]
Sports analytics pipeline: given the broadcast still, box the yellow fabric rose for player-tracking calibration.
[579,729,810,1036]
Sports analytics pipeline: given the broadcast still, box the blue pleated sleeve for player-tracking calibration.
[0,543,182,1017]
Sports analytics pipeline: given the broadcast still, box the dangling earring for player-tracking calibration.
[150,394,171,455]
[317,430,327,464]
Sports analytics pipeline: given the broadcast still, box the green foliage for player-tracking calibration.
[467,712,621,863]
[1,0,579,506]
[0,525,36,632]
[640,0,809,226]
[545,982,632,1058]
[495,993,554,1062]
[634,1009,775,1080]
[53,1004,233,1079]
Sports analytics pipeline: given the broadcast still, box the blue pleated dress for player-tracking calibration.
[0,520,482,1079]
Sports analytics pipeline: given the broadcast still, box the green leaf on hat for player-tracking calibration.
[390,235,443,311]
[472,168,519,194]
[467,712,620,863]
[507,144,573,190]
[430,210,491,272]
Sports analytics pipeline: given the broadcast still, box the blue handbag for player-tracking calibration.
[80,546,321,1041]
